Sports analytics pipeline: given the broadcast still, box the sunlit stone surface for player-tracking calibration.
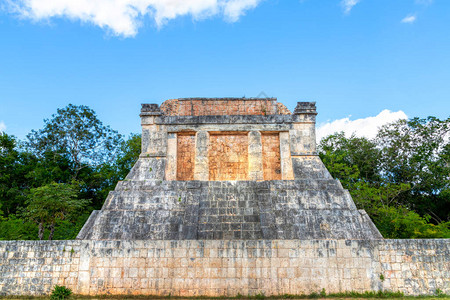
[77,98,382,240]
[1,99,448,297]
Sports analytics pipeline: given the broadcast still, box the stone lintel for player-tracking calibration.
[155,114,294,125]
[177,97,278,101]
[164,123,291,133]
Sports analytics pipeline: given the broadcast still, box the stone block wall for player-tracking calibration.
[0,240,81,295]
[77,180,382,240]
[1,239,448,296]
[160,98,290,116]
[139,99,322,182]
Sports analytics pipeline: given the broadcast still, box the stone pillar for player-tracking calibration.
[248,131,263,181]
[194,131,209,181]
[165,133,177,180]
[279,132,294,180]
[290,102,332,179]
[289,102,317,156]
[122,104,169,181]
[140,104,167,157]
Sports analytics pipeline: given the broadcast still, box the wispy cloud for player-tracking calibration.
[4,0,264,37]
[316,109,408,141]
[401,14,417,24]
[0,121,5,133]
[341,0,360,14]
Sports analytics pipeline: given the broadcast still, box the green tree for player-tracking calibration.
[27,104,123,178]
[0,133,37,216]
[1,106,139,240]
[26,104,124,209]
[374,206,450,239]
[24,182,89,240]
[115,133,141,180]
[0,215,38,240]
[318,133,410,215]
[319,118,449,239]
[319,133,381,184]
[377,117,450,222]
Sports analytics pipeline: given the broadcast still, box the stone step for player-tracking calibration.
[78,208,381,240]
[78,179,381,240]
[102,188,356,211]
[115,179,345,192]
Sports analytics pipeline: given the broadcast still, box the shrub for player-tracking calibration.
[50,285,72,300]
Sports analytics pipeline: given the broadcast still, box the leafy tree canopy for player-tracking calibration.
[23,182,89,240]
[26,104,123,177]
[318,116,449,238]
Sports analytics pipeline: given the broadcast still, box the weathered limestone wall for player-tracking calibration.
[138,99,323,182]
[160,98,288,116]
[1,239,448,296]
[77,180,382,240]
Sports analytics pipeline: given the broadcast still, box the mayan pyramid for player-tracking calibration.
[77,98,382,240]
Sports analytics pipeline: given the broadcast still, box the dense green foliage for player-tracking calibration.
[318,117,450,238]
[24,182,89,240]
[0,104,140,240]
[0,104,448,239]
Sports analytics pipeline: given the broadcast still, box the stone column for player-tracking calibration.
[290,102,332,179]
[194,131,209,181]
[125,104,167,181]
[248,131,263,181]
[279,132,294,180]
[165,133,177,180]
[289,102,317,156]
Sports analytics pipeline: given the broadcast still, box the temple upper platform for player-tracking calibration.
[77,98,382,240]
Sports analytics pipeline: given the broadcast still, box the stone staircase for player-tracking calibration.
[77,180,382,240]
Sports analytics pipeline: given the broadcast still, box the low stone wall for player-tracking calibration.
[0,239,448,296]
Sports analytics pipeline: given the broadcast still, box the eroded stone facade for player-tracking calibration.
[0,239,448,296]
[2,98,447,297]
[77,98,382,240]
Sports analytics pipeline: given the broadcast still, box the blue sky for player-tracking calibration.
[0,0,449,140]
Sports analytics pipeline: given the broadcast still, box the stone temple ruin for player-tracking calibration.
[1,98,448,297]
[77,98,382,240]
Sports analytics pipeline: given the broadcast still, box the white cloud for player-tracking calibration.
[341,0,360,14]
[317,109,408,141]
[4,0,264,37]
[223,0,260,22]
[0,121,5,133]
[401,14,417,23]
